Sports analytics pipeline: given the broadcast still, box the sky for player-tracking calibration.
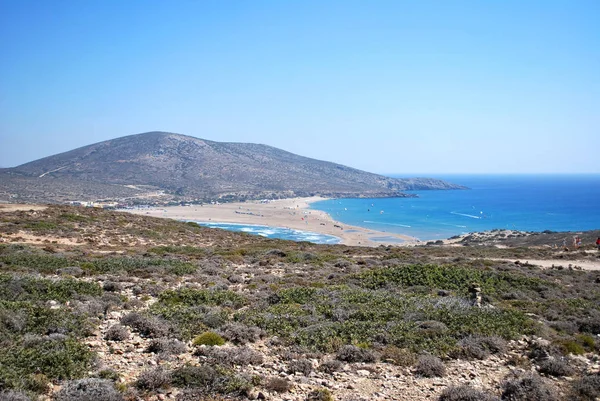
[1,0,599,174]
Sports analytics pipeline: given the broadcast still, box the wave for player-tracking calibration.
[450,212,481,219]
[439,222,468,228]
[364,220,411,228]
[190,221,340,244]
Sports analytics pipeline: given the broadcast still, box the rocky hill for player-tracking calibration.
[0,132,465,204]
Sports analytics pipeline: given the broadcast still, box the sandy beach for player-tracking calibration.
[126,197,417,247]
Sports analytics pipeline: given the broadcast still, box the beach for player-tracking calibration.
[126,197,417,247]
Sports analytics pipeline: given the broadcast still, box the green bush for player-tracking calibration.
[85,257,196,276]
[0,252,72,274]
[0,275,102,303]
[354,264,549,297]
[148,303,212,340]
[241,286,535,354]
[0,301,91,339]
[0,336,94,392]
[559,340,586,355]
[193,331,225,346]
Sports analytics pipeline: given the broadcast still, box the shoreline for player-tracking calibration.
[125,197,418,247]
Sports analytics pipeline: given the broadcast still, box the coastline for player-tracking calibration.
[125,197,417,247]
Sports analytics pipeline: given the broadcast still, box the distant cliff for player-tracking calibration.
[0,131,466,203]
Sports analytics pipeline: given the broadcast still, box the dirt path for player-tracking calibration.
[484,257,600,271]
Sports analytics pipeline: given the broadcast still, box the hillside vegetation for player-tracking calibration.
[0,205,599,401]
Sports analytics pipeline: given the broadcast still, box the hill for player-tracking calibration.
[0,132,465,204]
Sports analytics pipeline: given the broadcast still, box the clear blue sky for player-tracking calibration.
[1,0,598,174]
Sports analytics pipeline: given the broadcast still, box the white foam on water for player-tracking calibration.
[189,221,340,244]
[364,220,411,228]
[450,212,481,219]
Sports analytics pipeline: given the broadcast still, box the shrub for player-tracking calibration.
[218,322,263,345]
[528,341,558,362]
[100,293,123,313]
[196,346,263,367]
[438,385,498,401]
[56,267,84,277]
[146,338,187,356]
[102,281,121,292]
[0,275,102,303]
[96,369,120,382]
[307,388,334,401]
[287,358,313,376]
[0,336,94,386]
[571,374,600,400]
[135,368,171,391]
[578,319,600,335]
[54,378,123,401]
[171,364,252,396]
[501,373,558,401]
[453,336,506,360]
[538,358,574,377]
[120,312,170,338]
[192,331,225,346]
[576,334,596,349]
[380,346,417,366]
[149,303,223,340]
[264,377,292,393]
[336,345,377,363]
[171,365,220,388]
[318,359,342,374]
[415,355,446,378]
[0,390,32,401]
[104,324,129,341]
[559,340,585,355]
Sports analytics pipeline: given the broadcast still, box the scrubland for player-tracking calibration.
[0,205,599,401]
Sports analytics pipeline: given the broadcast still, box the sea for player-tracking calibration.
[311,174,600,241]
[197,174,600,244]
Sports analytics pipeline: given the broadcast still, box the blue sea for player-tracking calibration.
[310,174,600,241]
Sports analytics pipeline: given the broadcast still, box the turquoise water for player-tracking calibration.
[194,222,341,244]
[310,174,600,241]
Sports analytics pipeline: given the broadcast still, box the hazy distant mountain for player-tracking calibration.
[0,132,465,203]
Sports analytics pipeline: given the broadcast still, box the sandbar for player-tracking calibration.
[126,197,416,247]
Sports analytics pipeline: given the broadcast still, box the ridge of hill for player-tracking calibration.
[0,132,465,204]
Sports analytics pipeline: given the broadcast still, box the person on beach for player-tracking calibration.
[596,237,600,250]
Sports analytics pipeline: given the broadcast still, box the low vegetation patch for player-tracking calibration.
[240,285,535,354]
